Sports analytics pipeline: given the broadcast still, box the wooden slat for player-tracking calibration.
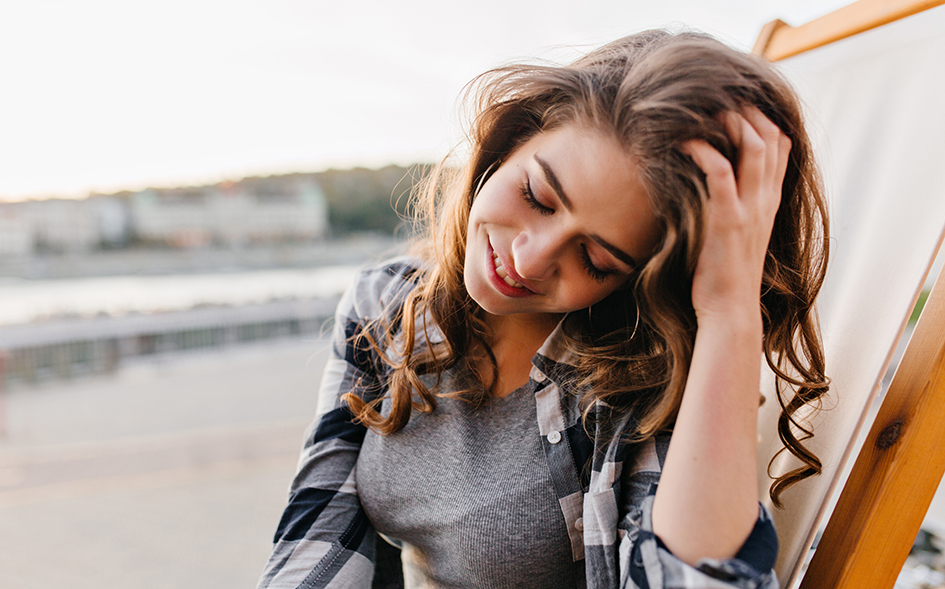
[751,19,789,56]
[799,263,945,589]
[754,0,945,61]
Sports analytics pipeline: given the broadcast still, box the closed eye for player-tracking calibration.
[522,171,625,282]
[581,245,615,283]
[521,177,554,216]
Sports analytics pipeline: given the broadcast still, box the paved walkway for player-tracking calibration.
[0,338,329,589]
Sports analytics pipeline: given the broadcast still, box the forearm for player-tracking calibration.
[651,309,763,566]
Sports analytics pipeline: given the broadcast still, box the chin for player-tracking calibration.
[465,276,500,315]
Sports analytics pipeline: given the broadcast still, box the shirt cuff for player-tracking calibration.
[631,493,780,588]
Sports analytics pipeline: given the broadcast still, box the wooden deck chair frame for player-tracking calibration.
[753,1,945,587]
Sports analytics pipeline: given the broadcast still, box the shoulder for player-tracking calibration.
[340,256,428,323]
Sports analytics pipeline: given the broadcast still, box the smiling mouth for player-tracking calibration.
[492,250,525,289]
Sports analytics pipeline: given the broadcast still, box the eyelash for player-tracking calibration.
[520,177,613,283]
[581,246,612,283]
[520,178,554,216]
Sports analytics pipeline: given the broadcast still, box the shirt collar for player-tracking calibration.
[531,316,584,390]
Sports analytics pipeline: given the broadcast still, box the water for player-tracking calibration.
[0,265,361,326]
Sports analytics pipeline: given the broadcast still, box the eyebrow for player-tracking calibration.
[591,236,638,269]
[534,154,639,269]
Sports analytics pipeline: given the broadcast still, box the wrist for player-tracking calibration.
[695,305,763,334]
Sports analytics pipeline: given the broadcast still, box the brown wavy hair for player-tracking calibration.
[344,29,830,507]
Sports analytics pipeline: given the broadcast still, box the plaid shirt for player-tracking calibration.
[258,259,779,589]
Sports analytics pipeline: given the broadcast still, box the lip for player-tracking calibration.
[487,240,537,298]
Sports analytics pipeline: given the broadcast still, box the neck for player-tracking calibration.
[480,312,564,397]
[484,311,564,351]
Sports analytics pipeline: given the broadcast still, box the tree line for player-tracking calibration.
[291,164,432,236]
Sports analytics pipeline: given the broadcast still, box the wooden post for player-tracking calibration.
[751,19,790,57]
[799,264,945,588]
[754,0,945,61]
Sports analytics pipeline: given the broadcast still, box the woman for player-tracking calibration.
[258,29,828,589]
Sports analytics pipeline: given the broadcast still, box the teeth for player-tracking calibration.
[492,251,524,289]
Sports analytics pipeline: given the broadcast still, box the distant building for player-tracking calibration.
[91,195,134,248]
[0,206,31,255]
[132,186,217,247]
[130,177,328,247]
[17,198,99,253]
[0,175,330,255]
[229,177,329,244]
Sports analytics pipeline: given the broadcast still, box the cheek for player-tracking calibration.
[563,280,619,311]
[472,181,525,222]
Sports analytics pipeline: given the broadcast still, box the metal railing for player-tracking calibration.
[0,298,339,388]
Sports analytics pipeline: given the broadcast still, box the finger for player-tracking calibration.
[744,107,782,170]
[770,132,791,218]
[723,110,767,202]
[741,107,790,215]
[721,110,744,153]
[682,139,739,210]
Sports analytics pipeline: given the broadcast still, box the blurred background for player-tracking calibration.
[3,1,938,588]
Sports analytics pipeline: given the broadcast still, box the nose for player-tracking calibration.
[510,229,563,282]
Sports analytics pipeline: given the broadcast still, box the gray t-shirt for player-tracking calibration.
[356,381,578,589]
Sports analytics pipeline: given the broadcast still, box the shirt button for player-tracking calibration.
[575,517,584,532]
[547,430,562,444]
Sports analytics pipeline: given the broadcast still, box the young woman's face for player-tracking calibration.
[464,124,662,324]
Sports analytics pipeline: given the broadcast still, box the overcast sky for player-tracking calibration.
[0,0,852,200]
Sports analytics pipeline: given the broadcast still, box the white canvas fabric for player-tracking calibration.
[756,6,945,584]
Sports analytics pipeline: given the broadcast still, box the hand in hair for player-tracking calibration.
[687,107,791,322]
[652,107,790,566]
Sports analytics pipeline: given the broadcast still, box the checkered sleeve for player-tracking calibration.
[617,435,780,589]
[257,261,417,589]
